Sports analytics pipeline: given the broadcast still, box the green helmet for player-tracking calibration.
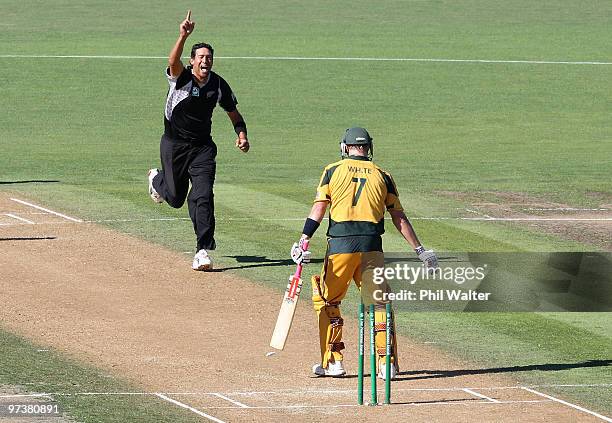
[340,127,373,159]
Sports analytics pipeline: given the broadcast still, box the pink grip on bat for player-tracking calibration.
[294,240,309,278]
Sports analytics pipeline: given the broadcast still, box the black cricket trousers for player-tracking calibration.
[153,134,217,251]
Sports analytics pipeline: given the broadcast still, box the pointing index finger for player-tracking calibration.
[186,10,192,21]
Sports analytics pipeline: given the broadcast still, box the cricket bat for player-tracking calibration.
[270,240,309,350]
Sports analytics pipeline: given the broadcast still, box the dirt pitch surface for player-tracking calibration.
[0,193,609,422]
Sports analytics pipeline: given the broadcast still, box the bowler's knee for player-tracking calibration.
[190,184,214,204]
[165,195,186,208]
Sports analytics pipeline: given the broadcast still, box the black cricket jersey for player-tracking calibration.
[164,67,238,143]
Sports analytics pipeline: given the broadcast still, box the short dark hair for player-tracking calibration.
[191,42,214,58]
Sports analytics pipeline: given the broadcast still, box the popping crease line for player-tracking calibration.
[151,400,551,409]
[3,385,610,418]
[0,393,552,410]
[4,383,610,397]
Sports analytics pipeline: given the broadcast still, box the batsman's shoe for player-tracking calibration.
[312,361,346,377]
[377,363,398,381]
[192,249,213,271]
[148,169,164,204]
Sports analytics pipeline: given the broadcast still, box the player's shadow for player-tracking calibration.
[0,237,57,241]
[0,180,60,184]
[309,373,360,380]
[214,256,324,272]
[393,398,481,406]
[394,359,611,381]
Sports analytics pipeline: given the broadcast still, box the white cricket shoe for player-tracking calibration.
[192,249,213,271]
[312,361,346,377]
[148,169,164,204]
[377,362,398,381]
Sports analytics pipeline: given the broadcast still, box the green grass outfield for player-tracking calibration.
[1,0,611,420]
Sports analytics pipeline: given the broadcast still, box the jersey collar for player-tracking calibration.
[347,155,370,161]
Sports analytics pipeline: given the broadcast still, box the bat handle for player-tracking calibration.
[294,240,310,277]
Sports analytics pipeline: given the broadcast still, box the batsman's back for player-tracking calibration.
[315,158,403,238]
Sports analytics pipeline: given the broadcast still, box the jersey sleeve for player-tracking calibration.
[314,167,333,203]
[166,67,191,89]
[217,76,238,112]
[382,171,404,211]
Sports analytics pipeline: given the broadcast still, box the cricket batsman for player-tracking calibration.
[290,127,438,378]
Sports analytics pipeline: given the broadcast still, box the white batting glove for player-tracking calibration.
[291,239,311,265]
[416,246,439,270]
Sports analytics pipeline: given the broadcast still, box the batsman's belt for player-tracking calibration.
[327,235,382,254]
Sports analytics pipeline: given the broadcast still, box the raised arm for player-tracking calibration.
[169,10,194,78]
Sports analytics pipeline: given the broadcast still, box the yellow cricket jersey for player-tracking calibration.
[315,156,403,250]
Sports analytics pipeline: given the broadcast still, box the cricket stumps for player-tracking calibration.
[357,301,392,405]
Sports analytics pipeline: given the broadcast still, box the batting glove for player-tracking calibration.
[291,239,311,265]
[416,246,439,270]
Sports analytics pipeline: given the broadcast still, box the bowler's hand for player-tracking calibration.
[180,10,195,38]
[236,137,250,153]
